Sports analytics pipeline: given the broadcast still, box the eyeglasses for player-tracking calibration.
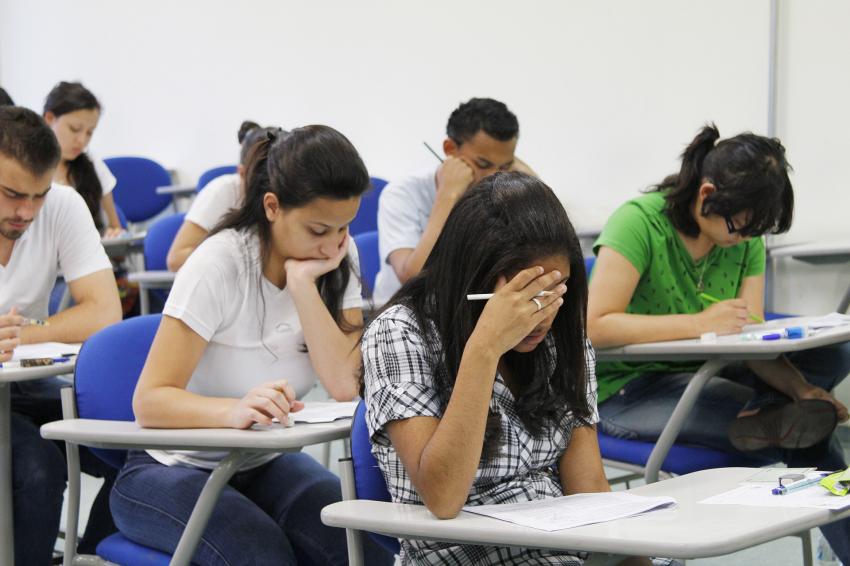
[723,215,740,235]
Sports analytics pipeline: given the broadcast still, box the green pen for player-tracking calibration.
[699,292,765,324]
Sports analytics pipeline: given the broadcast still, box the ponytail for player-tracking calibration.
[651,123,794,238]
[213,132,274,241]
[652,124,720,237]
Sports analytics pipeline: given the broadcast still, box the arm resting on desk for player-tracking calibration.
[21,268,121,344]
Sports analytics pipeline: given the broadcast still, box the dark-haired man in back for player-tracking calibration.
[0,106,121,564]
[373,97,537,305]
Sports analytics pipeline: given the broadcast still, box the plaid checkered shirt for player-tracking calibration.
[363,304,599,565]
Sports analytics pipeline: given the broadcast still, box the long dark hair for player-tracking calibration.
[43,81,104,229]
[377,171,591,460]
[653,123,794,238]
[215,125,370,333]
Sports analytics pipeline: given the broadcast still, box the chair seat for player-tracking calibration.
[598,432,767,476]
[97,533,171,565]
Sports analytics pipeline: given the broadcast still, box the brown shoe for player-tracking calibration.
[728,399,838,452]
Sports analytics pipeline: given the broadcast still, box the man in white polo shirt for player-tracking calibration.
[373,97,537,305]
[0,106,121,565]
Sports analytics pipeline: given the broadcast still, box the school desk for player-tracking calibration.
[127,270,177,314]
[0,359,76,566]
[595,317,850,483]
[322,467,849,564]
[41,417,351,566]
[769,240,850,313]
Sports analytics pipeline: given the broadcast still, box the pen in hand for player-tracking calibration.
[699,292,765,324]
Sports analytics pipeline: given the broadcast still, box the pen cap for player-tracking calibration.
[786,326,805,339]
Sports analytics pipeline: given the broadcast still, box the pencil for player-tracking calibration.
[423,141,444,163]
[698,293,765,324]
[467,291,554,301]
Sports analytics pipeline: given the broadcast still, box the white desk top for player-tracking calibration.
[155,184,196,196]
[596,316,850,362]
[101,232,146,257]
[0,360,75,384]
[322,468,850,559]
[41,417,351,452]
[768,240,850,260]
[128,270,177,285]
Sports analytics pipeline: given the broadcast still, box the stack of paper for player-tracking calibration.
[700,483,850,510]
[463,492,677,531]
[290,401,359,424]
[11,342,81,361]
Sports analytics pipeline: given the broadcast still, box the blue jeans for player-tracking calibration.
[599,342,850,563]
[11,377,117,566]
[111,450,395,566]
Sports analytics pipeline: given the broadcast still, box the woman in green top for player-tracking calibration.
[588,124,850,562]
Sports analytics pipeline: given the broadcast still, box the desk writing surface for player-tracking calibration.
[768,240,850,261]
[596,316,850,362]
[41,418,351,452]
[322,468,850,559]
[0,360,75,384]
[128,270,177,285]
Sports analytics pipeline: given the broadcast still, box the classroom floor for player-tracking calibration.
[63,424,850,564]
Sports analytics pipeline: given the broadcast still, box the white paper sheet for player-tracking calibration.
[462,492,677,531]
[11,342,81,361]
[807,313,850,330]
[700,482,850,510]
[289,401,358,424]
[745,467,815,483]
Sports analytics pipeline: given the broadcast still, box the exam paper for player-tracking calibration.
[289,401,358,424]
[11,342,81,361]
[700,483,850,510]
[807,313,850,330]
[462,492,677,531]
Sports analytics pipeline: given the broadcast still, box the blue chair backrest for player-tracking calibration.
[197,165,237,192]
[349,177,387,236]
[104,156,173,223]
[114,203,129,229]
[351,400,400,554]
[144,213,186,271]
[74,314,162,468]
[353,231,380,299]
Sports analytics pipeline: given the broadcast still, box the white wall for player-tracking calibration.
[2,0,849,401]
[1,0,770,233]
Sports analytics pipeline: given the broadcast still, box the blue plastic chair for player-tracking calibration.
[197,165,237,193]
[349,177,388,236]
[353,231,380,299]
[339,400,400,562]
[104,156,173,224]
[59,314,171,565]
[144,212,186,271]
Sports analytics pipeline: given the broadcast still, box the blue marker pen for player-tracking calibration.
[771,473,829,495]
[761,326,806,341]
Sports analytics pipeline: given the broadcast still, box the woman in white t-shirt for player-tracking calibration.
[43,81,123,237]
[166,120,278,271]
[110,125,393,565]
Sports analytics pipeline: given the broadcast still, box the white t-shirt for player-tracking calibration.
[0,184,112,319]
[148,228,363,470]
[184,173,242,231]
[91,154,117,196]
[373,168,437,305]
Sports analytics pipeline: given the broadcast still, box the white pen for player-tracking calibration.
[466,291,554,301]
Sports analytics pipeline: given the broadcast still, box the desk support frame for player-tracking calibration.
[0,385,13,566]
[644,358,728,483]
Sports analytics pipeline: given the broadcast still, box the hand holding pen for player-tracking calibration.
[0,307,24,363]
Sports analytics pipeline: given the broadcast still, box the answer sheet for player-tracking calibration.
[700,483,850,510]
[290,401,358,423]
[462,492,677,531]
[11,342,81,361]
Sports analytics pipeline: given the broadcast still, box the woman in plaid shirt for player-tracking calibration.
[362,172,650,565]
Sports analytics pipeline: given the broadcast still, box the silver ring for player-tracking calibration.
[532,297,543,312]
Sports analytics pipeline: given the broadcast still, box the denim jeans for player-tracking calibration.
[111,450,395,566]
[11,377,117,566]
[599,342,850,563]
